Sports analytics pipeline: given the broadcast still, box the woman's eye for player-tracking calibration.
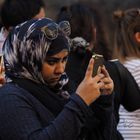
[47,61,56,65]
[62,57,68,62]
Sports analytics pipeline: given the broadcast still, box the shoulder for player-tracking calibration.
[0,83,34,108]
[124,59,140,71]
[104,59,126,77]
[106,59,128,72]
[124,59,140,88]
[0,82,29,96]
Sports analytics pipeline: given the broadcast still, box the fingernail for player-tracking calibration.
[90,58,94,63]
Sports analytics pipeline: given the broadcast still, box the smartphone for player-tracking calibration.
[92,54,104,77]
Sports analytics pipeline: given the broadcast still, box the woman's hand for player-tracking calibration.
[76,58,105,106]
[99,66,114,95]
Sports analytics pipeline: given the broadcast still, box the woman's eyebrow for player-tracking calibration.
[47,57,60,61]
[47,55,68,61]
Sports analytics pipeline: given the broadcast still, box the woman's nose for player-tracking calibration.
[55,62,65,74]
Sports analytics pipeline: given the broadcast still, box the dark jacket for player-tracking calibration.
[65,50,140,140]
[0,82,92,140]
[64,51,115,140]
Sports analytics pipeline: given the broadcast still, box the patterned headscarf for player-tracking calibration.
[3,18,70,86]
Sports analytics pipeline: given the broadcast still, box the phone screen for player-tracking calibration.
[92,54,104,77]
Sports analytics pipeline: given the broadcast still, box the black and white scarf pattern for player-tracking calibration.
[3,18,70,89]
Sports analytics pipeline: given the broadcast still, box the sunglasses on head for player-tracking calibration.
[41,21,71,40]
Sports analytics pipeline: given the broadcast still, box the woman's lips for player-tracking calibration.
[51,77,60,81]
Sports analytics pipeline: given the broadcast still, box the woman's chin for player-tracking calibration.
[47,80,58,87]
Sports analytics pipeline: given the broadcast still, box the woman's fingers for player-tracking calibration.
[102,77,112,83]
[85,58,94,78]
[93,73,105,83]
[97,80,105,89]
[101,65,110,77]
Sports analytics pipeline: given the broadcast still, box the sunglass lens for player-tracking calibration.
[44,23,58,40]
[59,21,71,36]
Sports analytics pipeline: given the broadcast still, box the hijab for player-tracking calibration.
[3,18,70,87]
[3,18,71,116]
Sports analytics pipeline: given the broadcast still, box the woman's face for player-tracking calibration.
[42,49,68,86]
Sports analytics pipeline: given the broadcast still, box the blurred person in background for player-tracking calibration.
[0,17,113,140]
[56,2,140,140]
[113,8,140,140]
[0,0,46,85]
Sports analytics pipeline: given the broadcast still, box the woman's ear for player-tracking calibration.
[135,32,140,43]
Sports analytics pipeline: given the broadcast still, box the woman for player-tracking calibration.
[0,18,113,140]
[113,8,140,140]
[56,2,140,140]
